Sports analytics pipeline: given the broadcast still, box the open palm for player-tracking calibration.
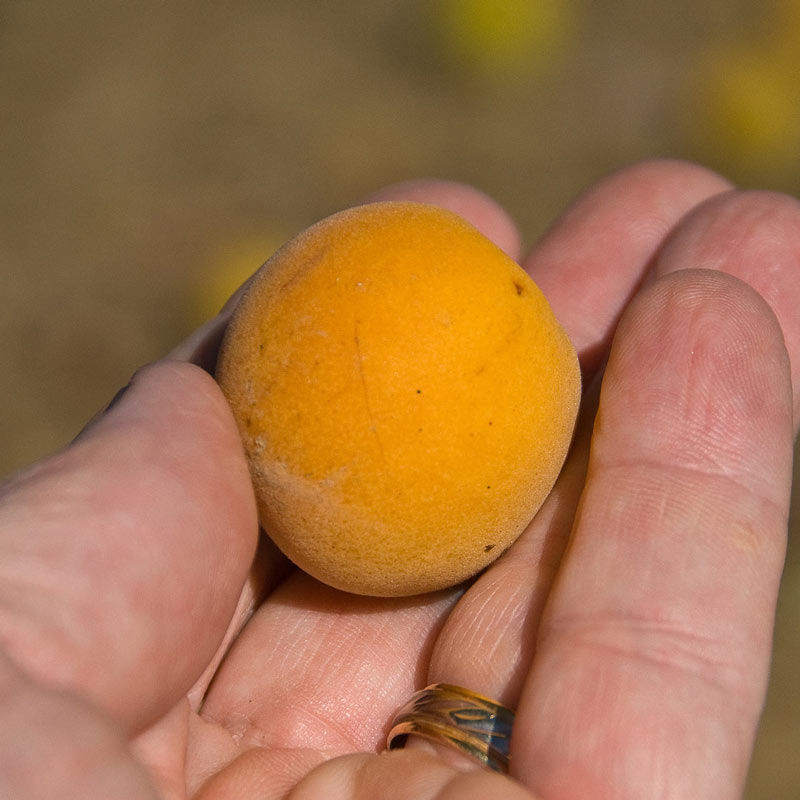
[2,160,798,799]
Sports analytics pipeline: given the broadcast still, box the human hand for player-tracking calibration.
[1,159,798,799]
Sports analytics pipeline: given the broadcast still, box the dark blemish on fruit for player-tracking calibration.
[513,280,524,296]
[416,389,422,394]
[484,544,495,552]
[486,485,491,489]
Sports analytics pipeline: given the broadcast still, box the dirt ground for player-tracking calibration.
[2,1,799,795]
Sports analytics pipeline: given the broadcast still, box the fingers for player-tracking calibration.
[420,160,733,707]
[0,360,259,732]
[200,750,535,800]
[523,159,732,378]
[514,271,794,797]
[651,188,800,429]
[0,653,158,799]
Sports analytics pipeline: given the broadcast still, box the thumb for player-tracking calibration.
[0,359,258,732]
[0,652,159,799]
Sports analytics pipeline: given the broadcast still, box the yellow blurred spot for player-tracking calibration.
[683,3,800,182]
[431,0,578,82]
[189,233,285,326]
[691,49,800,167]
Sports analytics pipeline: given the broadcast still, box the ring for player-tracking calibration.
[386,683,514,773]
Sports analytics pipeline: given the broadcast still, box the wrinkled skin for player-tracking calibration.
[1,160,799,799]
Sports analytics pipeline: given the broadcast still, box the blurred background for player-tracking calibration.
[1,1,798,794]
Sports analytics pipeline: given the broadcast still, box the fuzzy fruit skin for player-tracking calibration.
[217,202,580,596]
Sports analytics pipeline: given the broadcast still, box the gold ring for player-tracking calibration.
[386,683,514,773]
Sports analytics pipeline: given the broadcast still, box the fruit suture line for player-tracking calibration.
[352,322,386,464]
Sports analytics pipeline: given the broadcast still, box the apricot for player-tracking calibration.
[216,202,580,596]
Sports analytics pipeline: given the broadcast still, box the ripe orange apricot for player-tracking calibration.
[217,202,580,596]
